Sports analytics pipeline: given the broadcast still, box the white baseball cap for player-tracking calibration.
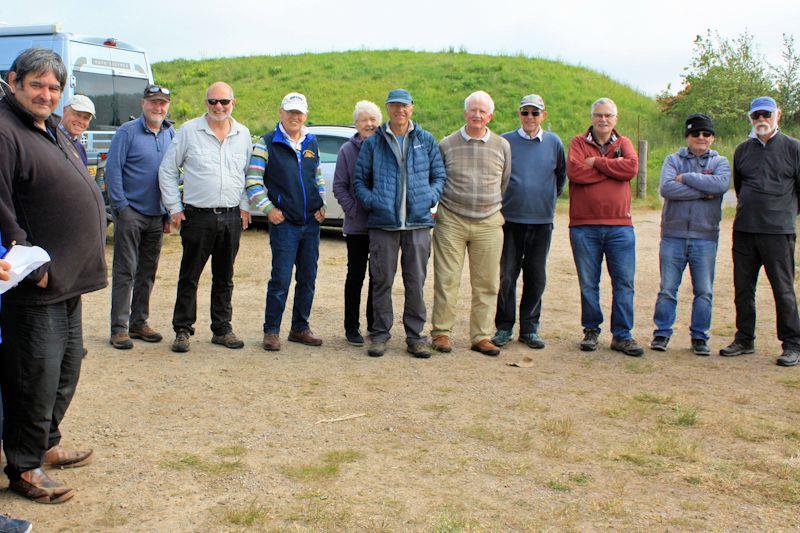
[66,94,96,118]
[281,92,308,114]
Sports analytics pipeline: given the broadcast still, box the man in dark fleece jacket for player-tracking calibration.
[720,97,800,367]
[0,48,107,503]
[566,97,644,357]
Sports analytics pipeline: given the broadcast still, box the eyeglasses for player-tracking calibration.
[207,99,232,106]
[145,85,170,96]
[520,110,542,117]
[689,131,714,138]
[750,110,772,120]
[592,113,616,119]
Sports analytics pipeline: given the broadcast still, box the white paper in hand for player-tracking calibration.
[0,245,51,294]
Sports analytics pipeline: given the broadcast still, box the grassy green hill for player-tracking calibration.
[154,50,680,201]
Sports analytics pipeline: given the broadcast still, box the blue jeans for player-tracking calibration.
[652,237,718,341]
[264,219,320,334]
[569,225,636,340]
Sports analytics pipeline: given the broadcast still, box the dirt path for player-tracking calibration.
[2,209,798,531]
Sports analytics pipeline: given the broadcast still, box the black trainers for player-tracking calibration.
[406,342,431,359]
[610,337,645,357]
[777,348,800,367]
[691,338,711,356]
[719,340,755,357]
[580,329,599,351]
[346,330,365,346]
[171,330,191,353]
[650,336,669,351]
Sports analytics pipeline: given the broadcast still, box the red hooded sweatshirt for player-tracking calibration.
[566,128,638,227]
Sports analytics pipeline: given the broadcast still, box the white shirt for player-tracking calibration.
[159,115,253,214]
[516,127,544,142]
[460,125,491,143]
[278,122,308,152]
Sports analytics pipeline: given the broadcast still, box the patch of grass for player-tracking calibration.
[633,391,674,405]
[540,416,575,438]
[282,449,363,481]
[569,472,590,485]
[540,437,569,459]
[664,404,700,427]
[285,496,354,530]
[624,360,655,374]
[224,501,269,526]
[462,424,534,452]
[732,394,751,405]
[734,424,772,443]
[214,444,247,457]
[685,475,702,485]
[98,504,129,528]
[429,505,482,532]
[546,480,571,492]
[646,432,699,462]
[779,376,800,389]
[160,453,243,475]
[785,429,800,441]
[421,403,450,414]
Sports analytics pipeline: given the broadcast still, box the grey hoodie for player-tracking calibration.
[659,147,731,241]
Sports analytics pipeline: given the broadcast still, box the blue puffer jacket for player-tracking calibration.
[353,123,446,229]
[659,147,731,240]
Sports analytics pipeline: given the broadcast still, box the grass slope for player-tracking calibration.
[153,49,679,199]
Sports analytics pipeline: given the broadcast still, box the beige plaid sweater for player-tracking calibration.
[438,128,512,219]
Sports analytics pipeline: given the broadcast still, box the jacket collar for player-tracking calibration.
[584,126,619,146]
[272,121,314,149]
[678,146,718,159]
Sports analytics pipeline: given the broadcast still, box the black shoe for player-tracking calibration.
[580,329,599,352]
[171,330,191,353]
[346,331,365,346]
[719,340,754,357]
[367,341,386,357]
[407,342,431,359]
[610,337,645,357]
[691,338,711,356]
[777,348,800,367]
[650,336,669,352]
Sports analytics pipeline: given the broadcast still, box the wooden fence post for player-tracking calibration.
[637,140,648,199]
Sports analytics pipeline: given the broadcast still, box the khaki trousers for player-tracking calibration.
[431,206,504,344]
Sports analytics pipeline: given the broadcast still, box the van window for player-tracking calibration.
[74,71,148,129]
[316,135,348,164]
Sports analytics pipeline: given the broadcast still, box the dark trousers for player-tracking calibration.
[0,297,84,479]
[173,207,242,336]
[344,233,374,335]
[495,222,553,334]
[110,206,163,333]
[733,231,800,349]
[264,219,320,334]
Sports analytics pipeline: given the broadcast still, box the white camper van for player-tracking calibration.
[0,23,154,177]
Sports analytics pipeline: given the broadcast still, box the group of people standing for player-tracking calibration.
[0,46,799,512]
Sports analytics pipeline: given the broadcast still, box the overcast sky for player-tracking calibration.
[2,0,798,96]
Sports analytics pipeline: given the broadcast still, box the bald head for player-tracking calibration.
[205,81,235,122]
[206,81,233,100]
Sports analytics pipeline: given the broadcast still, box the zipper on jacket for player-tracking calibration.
[278,135,309,224]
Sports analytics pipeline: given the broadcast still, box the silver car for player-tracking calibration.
[248,124,357,227]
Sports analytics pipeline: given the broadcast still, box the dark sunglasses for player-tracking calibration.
[207,99,232,106]
[520,110,542,117]
[145,85,170,96]
[750,110,772,120]
[689,131,713,138]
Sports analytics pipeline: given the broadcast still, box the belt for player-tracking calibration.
[185,204,238,214]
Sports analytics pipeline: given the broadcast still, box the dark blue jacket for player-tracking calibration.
[262,125,323,225]
[353,122,446,229]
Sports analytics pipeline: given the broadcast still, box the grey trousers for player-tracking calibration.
[110,206,163,334]
[368,228,431,345]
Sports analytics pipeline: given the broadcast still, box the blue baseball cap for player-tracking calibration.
[749,96,777,114]
[386,89,413,105]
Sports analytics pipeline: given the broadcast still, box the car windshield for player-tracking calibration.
[74,72,149,130]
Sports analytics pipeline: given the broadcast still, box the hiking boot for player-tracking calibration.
[650,336,669,352]
[610,337,645,357]
[691,338,711,356]
[288,329,323,346]
[719,340,755,357]
[471,339,500,356]
[8,468,75,504]
[171,330,191,353]
[407,342,431,359]
[777,348,800,367]
[491,329,513,346]
[580,329,599,352]
[211,331,244,349]
[262,333,280,351]
[345,330,365,346]
[519,332,545,349]
[109,332,133,350]
[431,335,452,353]
[367,341,386,357]
[129,324,163,343]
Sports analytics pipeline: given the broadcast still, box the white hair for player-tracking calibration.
[591,97,617,117]
[353,100,382,123]
[464,90,495,114]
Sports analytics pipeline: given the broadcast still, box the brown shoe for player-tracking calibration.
[212,331,245,349]
[109,332,133,350]
[288,329,323,346]
[431,334,452,353]
[129,324,163,343]
[9,468,75,504]
[44,445,93,469]
[263,333,281,351]
[471,338,500,356]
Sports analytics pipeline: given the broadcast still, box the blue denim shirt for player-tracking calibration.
[105,115,175,216]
